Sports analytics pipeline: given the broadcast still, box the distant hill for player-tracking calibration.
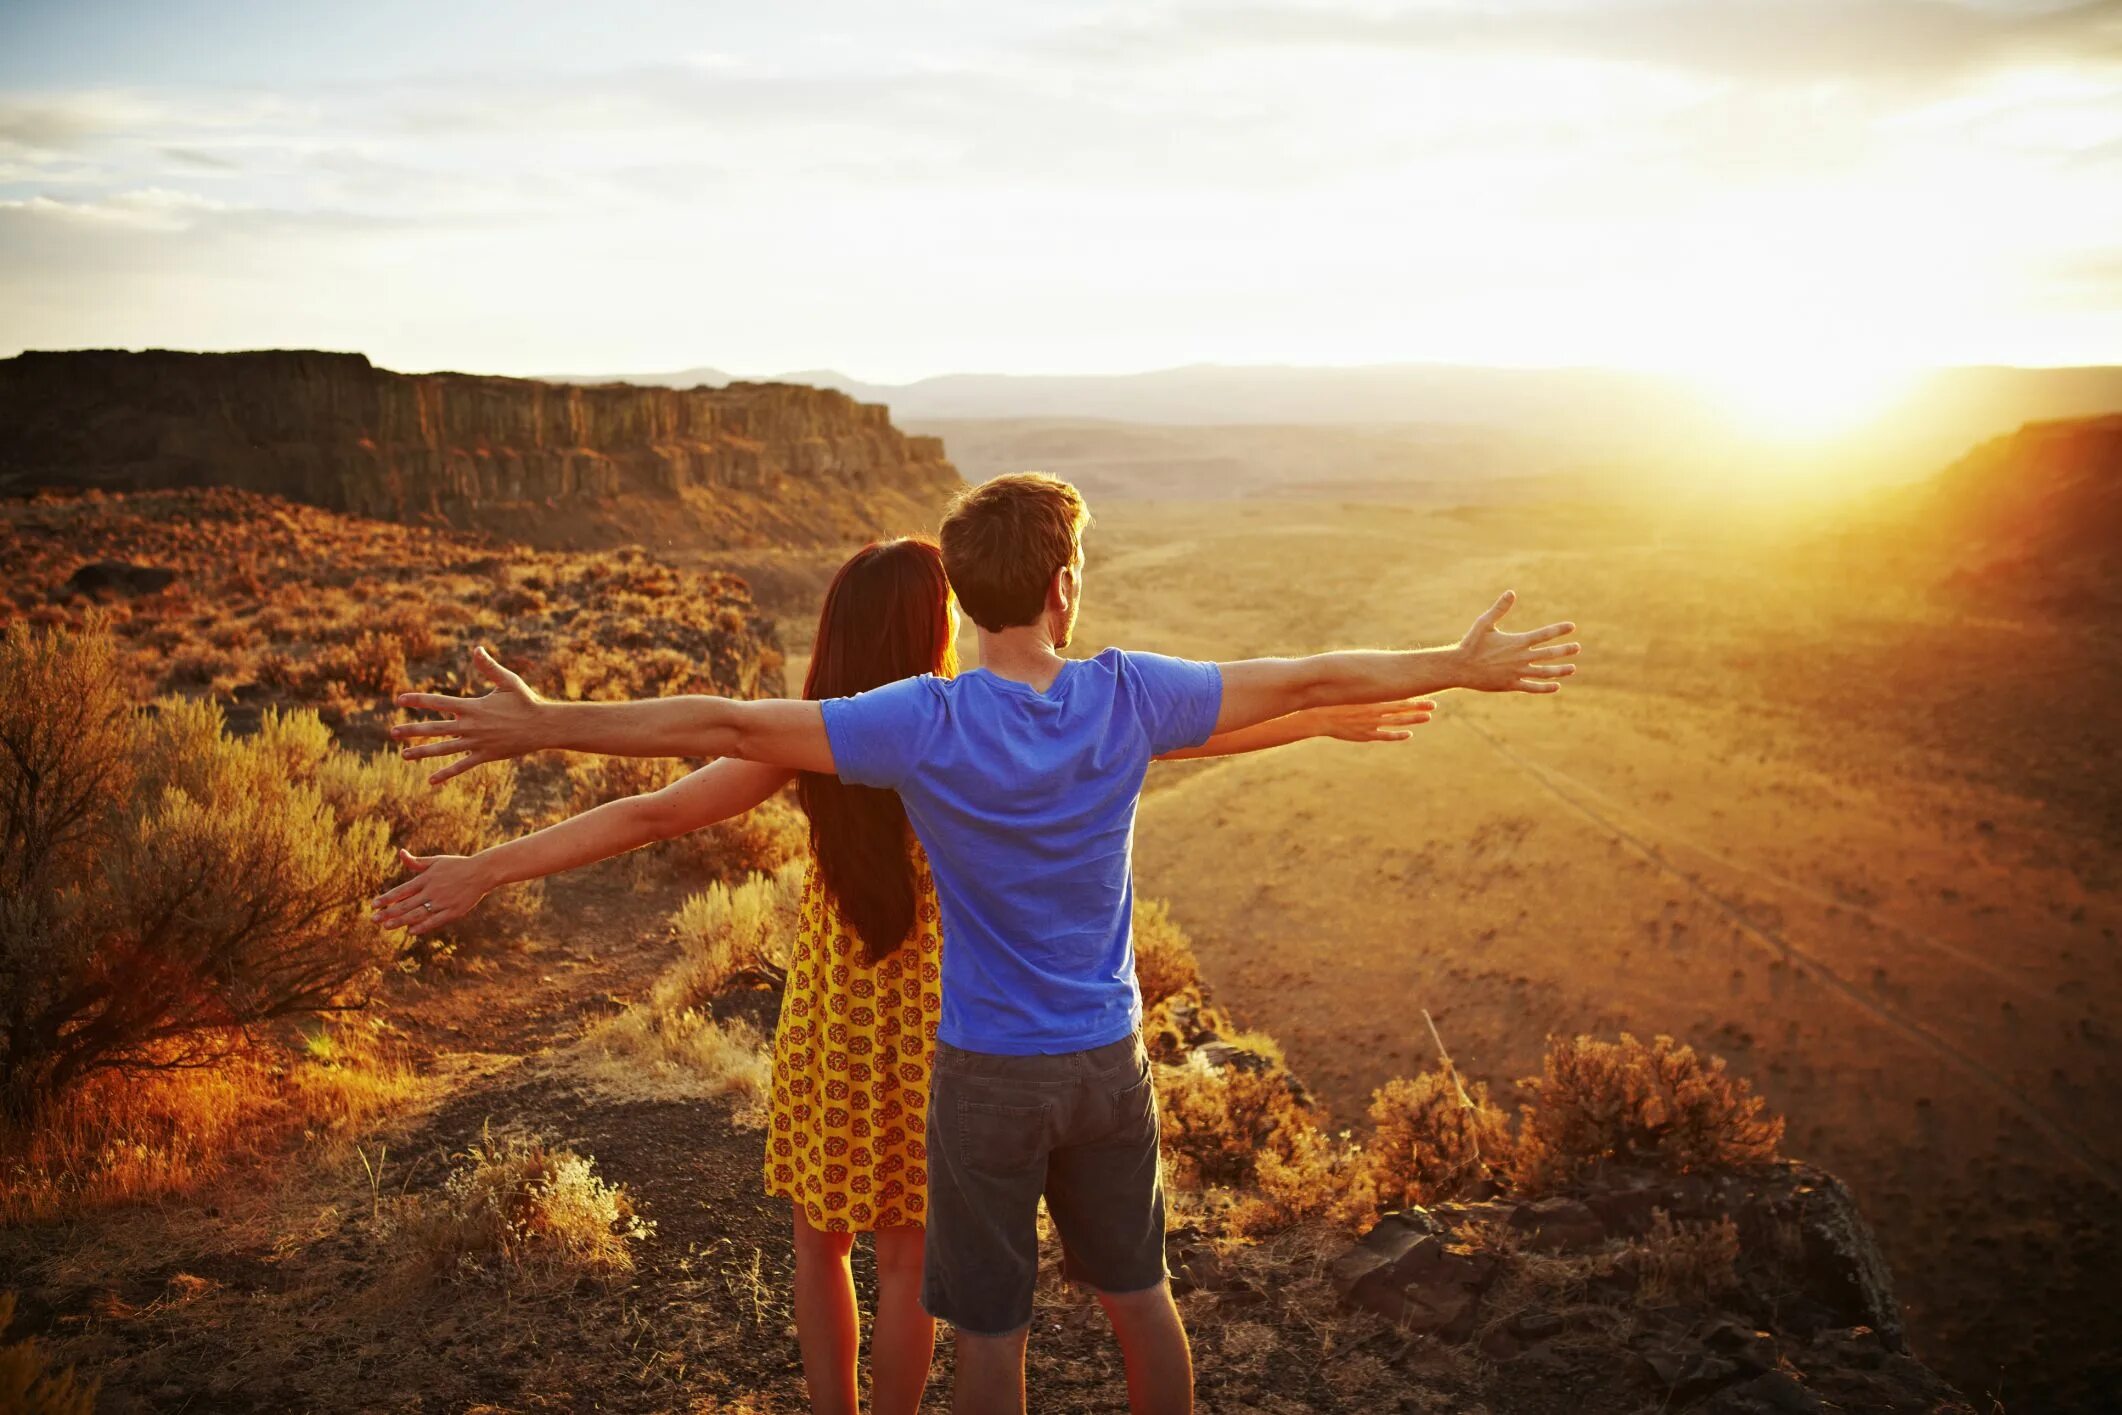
[910,417,1601,505]
[1,350,961,552]
[1900,414,2122,611]
[547,362,2122,489]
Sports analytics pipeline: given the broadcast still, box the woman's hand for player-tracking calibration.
[370,848,497,935]
[1300,697,1437,742]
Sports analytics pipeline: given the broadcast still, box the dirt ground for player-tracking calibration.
[1077,496,2120,1411]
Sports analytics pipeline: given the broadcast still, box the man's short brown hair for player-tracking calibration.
[938,472,1091,632]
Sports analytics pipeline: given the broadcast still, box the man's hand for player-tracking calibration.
[1451,590,1578,693]
[1301,697,1438,742]
[390,646,547,785]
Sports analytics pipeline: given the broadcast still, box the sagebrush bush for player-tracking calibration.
[658,864,804,1012]
[382,1128,652,1283]
[1514,1032,1783,1191]
[1362,1065,1515,1211]
[1156,1031,1321,1191]
[0,1293,96,1415]
[1132,897,1200,1010]
[0,623,514,1113]
[307,630,408,697]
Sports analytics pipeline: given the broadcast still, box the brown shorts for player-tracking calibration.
[920,1032,1167,1335]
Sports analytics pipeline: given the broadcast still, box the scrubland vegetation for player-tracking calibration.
[0,486,1995,1411]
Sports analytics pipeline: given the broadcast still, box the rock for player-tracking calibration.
[0,350,960,551]
[1742,1166,1906,1349]
[1639,1344,1744,1402]
[1701,1317,1780,1374]
[1583,1180,1668,1234]
[60,560,178,598]
[1509,1309,1563,1340]
[1701,1370,1828,1414]
[1809,1325,1885,1371]
[1169,1243,1229,1296]
[1330,1210,1446,1301]
[1334,1211,1501,1336]
[1509,1195,1606,1252]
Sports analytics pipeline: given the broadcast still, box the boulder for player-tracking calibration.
[60,560,178,599]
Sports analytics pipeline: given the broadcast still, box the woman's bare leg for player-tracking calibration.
[792,1214,860,1415]
[868,1225,936,1415]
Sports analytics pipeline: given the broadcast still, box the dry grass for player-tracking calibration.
[1133,896,1201,1010]
[0,1015,425,1224]
[378,1125,653,1284]
[0,1292,97,1415]
[573,1008,775,1128]
[661,864,804,1010]
[559,864,804,1128]
[1632,1208,1742,1305]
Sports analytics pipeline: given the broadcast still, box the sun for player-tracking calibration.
[1688,356,1918,443]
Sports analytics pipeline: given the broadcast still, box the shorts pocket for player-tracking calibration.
[1106,1067,1157,1143]
[956,1098,1049,1175]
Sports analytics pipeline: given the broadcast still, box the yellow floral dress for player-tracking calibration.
[763,848,944,1232]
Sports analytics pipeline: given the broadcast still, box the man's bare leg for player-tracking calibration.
[951,1325,1029,1415]
[1097,1280,1194,1415]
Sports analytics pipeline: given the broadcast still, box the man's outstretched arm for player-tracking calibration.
[1214,590,1579,735]
[390,647,836,783]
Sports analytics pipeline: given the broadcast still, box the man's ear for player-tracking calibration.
[1051,563,1074,616]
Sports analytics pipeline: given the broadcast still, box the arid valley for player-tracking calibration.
[1,350,2116,1414]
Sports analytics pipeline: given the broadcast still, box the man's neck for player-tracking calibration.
[976,624,1067,693]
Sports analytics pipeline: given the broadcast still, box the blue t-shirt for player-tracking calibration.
[819,648,1223,1055]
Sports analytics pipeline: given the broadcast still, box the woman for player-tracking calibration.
[369,537,1430,1415]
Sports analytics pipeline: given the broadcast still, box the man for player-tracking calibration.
[390,472,1578,1414]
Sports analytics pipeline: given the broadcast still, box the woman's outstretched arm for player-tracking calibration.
[370,758,797,936]
[1154,698,1436,762]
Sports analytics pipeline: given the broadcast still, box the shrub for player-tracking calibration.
[0,1015,423,1222]
[683,794,808,885]
[0,623,511,1114]
[0,1292,97,1415]
[1156,1031,1321,1191]
[658,864,803,1011]
[1361,1065,1515,1212]
[1132,897,1200,1010]
[1514,1033,1783,1192]
[381,1128,652,1283]
[307,630,408,697]
[560,755,808,886]
[317,732,541,950]
[1632,1209,1742,1304]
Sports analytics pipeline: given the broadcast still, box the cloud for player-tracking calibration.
[1059,1,2122,88]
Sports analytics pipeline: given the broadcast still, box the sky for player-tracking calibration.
[2,0,2119,386]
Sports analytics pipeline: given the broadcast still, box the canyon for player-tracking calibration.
[0,350,961,550]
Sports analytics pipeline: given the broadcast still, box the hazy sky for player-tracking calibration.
[2,0,2118,382]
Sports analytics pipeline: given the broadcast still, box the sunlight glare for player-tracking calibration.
[1690,356,1918,442]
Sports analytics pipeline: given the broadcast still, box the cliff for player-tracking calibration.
[1901,414,2122,610]
[0,350,961,550]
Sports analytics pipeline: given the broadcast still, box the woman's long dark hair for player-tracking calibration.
[796,538,957,965]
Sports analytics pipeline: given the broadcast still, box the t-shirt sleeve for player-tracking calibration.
[1118,649,1225,755]
[818,676,944,789]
